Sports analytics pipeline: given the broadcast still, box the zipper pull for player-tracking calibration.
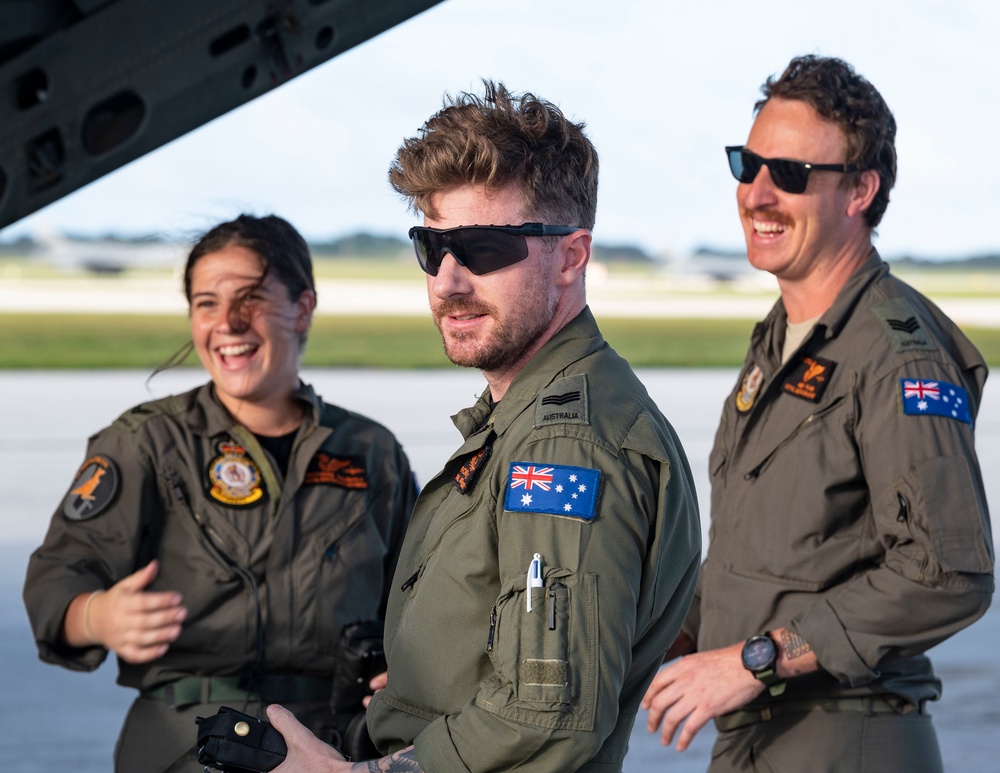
[486,604,497,652]
[400,567,421,592]
[169,479,185,502]
[548,582,566,631]
[896,492,909,522]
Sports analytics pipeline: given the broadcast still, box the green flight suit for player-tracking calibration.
[367,308,702,772]
[24,381,415,772]
[693,252,994,772]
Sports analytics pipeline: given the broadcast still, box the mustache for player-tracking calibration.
[742,207,793,227]
[432,299,497,320]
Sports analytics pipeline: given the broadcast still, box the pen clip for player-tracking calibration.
[526,552,543,612]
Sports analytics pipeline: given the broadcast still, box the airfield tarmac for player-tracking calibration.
[3,267,1000,326]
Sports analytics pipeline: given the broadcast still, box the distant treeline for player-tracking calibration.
[3,232,1000,268]
[691,246,1000,270]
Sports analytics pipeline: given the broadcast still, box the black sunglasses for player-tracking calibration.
[407,223,580,276]
[725,146,863,194]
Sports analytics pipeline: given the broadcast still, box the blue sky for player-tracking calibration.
[4,0,999,260]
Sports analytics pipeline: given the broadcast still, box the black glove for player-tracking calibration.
[195,706,287,773]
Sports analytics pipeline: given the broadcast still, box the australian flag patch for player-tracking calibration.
[503,462,601,521]
[900,379,971,424]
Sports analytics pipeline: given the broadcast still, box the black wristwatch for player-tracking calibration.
[741,632,786,696]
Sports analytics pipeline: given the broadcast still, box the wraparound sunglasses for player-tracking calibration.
[726,145,864,194]
[408,223,581,276]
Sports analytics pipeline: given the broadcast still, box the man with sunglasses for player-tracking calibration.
[265,82,701,772]
[642,55,993,772]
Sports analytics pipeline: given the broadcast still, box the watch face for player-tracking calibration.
[742,636,776,671]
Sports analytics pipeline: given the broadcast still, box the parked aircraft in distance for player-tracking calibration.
[18,226,188,274]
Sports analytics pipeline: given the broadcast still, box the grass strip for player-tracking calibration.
[3,313,1000,369]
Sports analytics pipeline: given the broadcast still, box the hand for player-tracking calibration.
[267,705,352,772]
[362,670,388,708]
[70,560,187,663]
[641,642,765,751]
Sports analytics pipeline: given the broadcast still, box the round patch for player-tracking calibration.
[63,455,120,521]
[736,364,764,413]
[208,442,264,506]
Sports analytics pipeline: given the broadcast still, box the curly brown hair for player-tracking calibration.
[389,80,598,229]
[757,55,896,228]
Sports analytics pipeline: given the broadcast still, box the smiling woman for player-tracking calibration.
[22,214,418,773]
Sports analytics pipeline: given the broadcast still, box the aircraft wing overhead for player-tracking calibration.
[0,0,445,230]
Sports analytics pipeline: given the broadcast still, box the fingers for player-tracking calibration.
[118,559,160,592]
[267,705,349,771]
[93,566,187,663]
[369,671,388,691]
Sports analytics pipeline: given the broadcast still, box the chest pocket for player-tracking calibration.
[724,394,868,588]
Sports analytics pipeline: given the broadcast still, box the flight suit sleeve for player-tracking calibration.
[792,360,994,685]
[22,424,160,670]
[413,429,699,772]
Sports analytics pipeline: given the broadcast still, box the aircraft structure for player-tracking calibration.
[0,0,445,231]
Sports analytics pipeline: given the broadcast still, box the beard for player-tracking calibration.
[432,284,556,373]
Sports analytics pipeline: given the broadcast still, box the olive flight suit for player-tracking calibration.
[367,308,702,772]
[693,252,994,772]
[24,381,416,772]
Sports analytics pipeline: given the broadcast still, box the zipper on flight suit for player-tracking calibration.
[400,567,421,592]
[168,477,266,674]
[743,395,846,481]
[896,492,910,522]
[486,603,497,652]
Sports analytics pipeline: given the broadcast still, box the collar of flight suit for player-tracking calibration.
[751,248,887,371]
[451,306,605,441]
[185,379,324,438]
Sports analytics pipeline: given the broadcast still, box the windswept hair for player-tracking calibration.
[389,80,598,229]
[757,55,897,228]
[183,213,315,304]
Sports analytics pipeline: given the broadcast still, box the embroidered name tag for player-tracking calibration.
[503,462,600,521]
[783,355,835,403]
[453,445,492,495]
[304,453,368,489]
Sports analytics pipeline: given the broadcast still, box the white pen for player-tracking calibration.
[527,552,543,612]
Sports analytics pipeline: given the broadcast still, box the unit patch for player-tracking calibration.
[534,374,589,427]
[208,441,265,506]
[783,355,835,403]
[453,444,492,495]
[735,364,764,413]
[900,379,971,424]
[304,453,368,489]
[63,454,120,521]
[871,299,937,354]
[503,461,600,521]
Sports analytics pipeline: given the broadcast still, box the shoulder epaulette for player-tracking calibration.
[870,297,938,355]
[111,393,188,432]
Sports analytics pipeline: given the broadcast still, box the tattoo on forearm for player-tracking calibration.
[781,629,812,660]
[353,749,422,772]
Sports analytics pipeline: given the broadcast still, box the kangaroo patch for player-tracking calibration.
[63,455,120,521]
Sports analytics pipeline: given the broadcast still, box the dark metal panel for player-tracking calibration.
[0,0,445,229]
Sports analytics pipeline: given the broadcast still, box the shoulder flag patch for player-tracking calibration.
[503,461,601,521]
[900,379,971,424]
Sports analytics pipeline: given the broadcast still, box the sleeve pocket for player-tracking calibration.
[897,455,993,577]
[485,570,598,730]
